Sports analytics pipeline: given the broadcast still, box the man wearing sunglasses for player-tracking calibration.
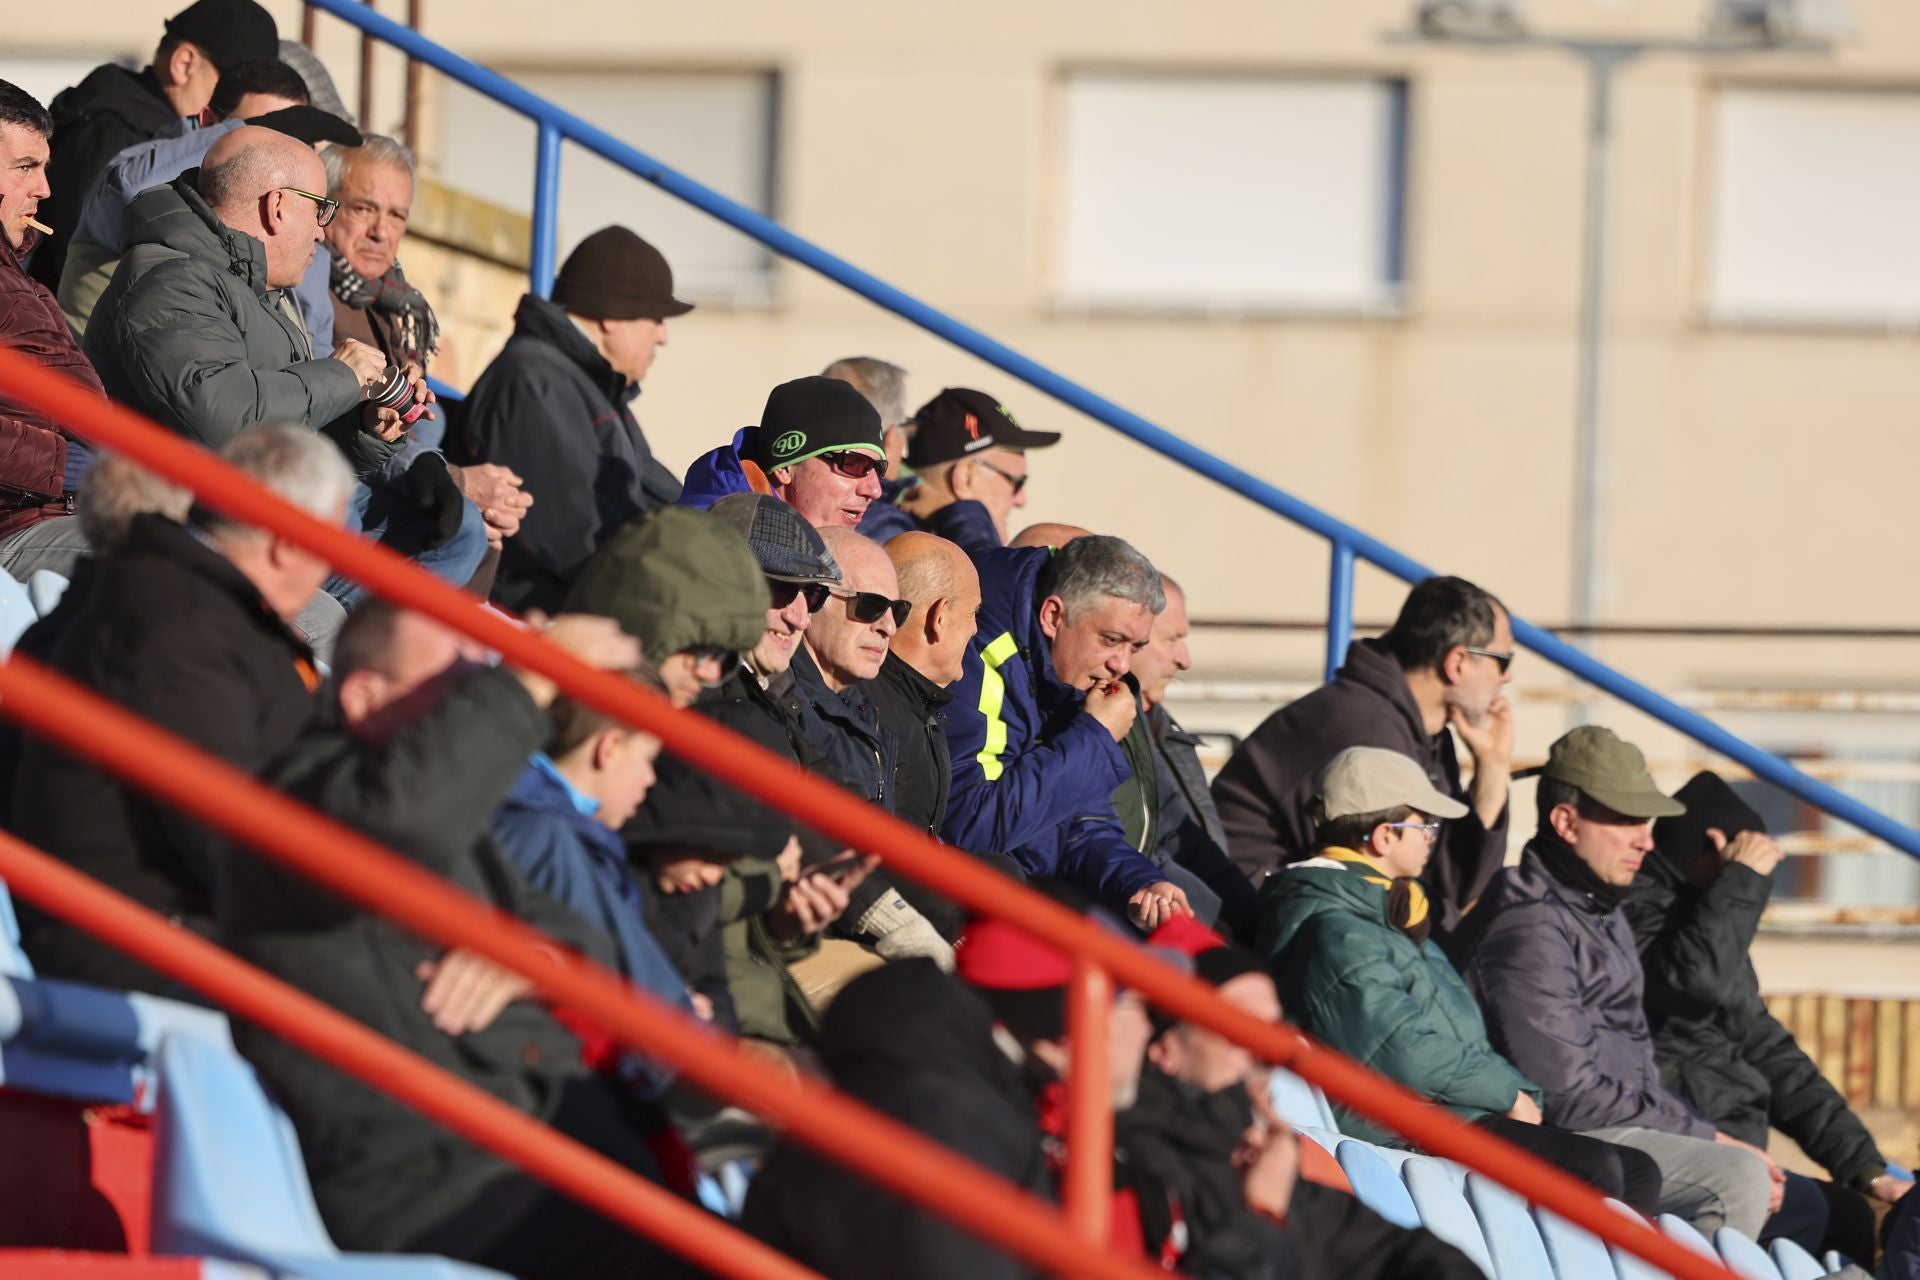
[680,375,889,529]
[864,387,1060,555]
[1211,575,1515,941]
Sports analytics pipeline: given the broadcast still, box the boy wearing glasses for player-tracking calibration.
[1258,746,1662,1214]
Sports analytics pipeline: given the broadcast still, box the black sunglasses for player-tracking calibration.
[767,579,832,612]
[975,458,1029,495]
[1463,646,1515,675]
[818,450,883,480]
[828,586,911,626]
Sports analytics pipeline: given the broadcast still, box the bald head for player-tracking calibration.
[808,527,900,691]
[200,127,328,289]
[885,532,982,687]
[1010,522,1090,551]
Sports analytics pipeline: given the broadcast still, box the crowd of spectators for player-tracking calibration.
[0,4,1911,1277]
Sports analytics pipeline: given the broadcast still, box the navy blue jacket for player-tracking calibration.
[856,489,1004,559]
[787,646,896,811]
[940,546,1164,913]
[493,760,691,1015]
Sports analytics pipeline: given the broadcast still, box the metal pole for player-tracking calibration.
[1570,49,1632,642]
[403,0,423,155]
[1325,541,1356,684]
[1064,961,1114,1250]
[357,0,377,131]
[531,122,562,297]
[301,2,317,48]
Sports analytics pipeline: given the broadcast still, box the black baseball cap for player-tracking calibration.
[248,105,362,149]
[165,0,279,74]
[906,387,1060,469]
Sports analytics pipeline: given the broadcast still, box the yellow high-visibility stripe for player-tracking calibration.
[974,631,1019,782]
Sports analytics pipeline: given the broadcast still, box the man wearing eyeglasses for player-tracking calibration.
[875,387,1060,555]
[84,125,414,469]
[1211,575,1515,940]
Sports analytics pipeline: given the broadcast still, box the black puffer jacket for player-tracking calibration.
[1210,638,1506,936]
[1626,772,1885,1188]
[219,666,616,1252]
[10,517,318,993]
[450,294,682,613]
[743,959,1051,1279]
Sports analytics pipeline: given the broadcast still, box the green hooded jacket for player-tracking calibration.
[1257,851,1537,1145]
[565,506,769,661]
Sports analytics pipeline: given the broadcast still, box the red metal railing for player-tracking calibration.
[0,344,1737,1279]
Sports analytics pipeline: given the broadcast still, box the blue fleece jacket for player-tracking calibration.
[940,546,1164,914]
[677,426,760,510]
[493,759,691,1013]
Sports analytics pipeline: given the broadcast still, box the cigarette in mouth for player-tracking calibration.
[24,217,52,235]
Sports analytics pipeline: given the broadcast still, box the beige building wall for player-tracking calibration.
[20,3,1920,864]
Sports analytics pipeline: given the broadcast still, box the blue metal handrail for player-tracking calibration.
[309,0,1920,863]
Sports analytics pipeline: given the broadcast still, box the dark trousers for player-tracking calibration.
[405,1076,696,1280]
[1757,1173,1878,1268]
[1474,1115,1664,1216]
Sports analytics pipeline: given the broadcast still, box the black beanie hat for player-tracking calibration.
[552,226,694,322]
[749,376,885,471]
[165,0,279,74]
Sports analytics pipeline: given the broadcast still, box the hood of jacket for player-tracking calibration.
[50,64,176,141]
[563,505,768,659]
[499,761,622,855]
[118,174,273,295]
[678,426,762,512]
[1258,854,1396,946]
[1335,637,1432,745]
[508,292,635,408]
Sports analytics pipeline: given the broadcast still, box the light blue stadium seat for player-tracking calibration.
[1269,1066,1336,1131]
[1715,1227,1784,1280]
[0,569,40,654]
[1402,1156,1495,1276]
[1768,1237,1826,1280]
[1532,1206,1618,1280]
[1594,1196,1664,1280]
[0,877,30,977]
[151,1034,508,1279]
[1820,1250,1849,1274]
[1294,1125,1344,1158]
[1336,1140,1420,1229]
[25,568,68,617]
[1658,1213,1718,1260]
[0,973,227,1108]
[1465,1172,1554,1280]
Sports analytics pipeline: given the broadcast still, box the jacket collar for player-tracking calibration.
[877,650,952,710]
[127,514,316,667]
[1517,841,1619,916]
[510,293,637,408]
[788,645,881,740]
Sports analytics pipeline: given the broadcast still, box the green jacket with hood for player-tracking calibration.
[84,175,375,466]
[1257,851,1538,1145]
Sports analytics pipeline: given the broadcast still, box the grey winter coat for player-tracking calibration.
[84,174,372,465]
[1454,844,1714,1138]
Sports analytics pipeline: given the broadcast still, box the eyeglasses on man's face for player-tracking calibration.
[279,186,339,227]
[1463,646,1514,675]
[827,586,910,627]
[974,458,1029,495]
[767,579,832,613]
[817,450,882,480]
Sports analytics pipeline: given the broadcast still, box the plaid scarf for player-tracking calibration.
[329,253,440,367]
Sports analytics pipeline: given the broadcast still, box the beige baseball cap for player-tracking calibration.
[1316,747,1469,821]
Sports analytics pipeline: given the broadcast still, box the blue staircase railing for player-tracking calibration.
[309,0,1920,865]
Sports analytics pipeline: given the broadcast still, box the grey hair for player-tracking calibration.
[197,425,354,541]
[1034,534,1165,618]
[77,455,192,553]
[323,132,416,196]
[822,357,908,428]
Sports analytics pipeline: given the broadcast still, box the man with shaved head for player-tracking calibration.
[86,124,406,456]
[1009,521,1089,550]
[85,124,487,604]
